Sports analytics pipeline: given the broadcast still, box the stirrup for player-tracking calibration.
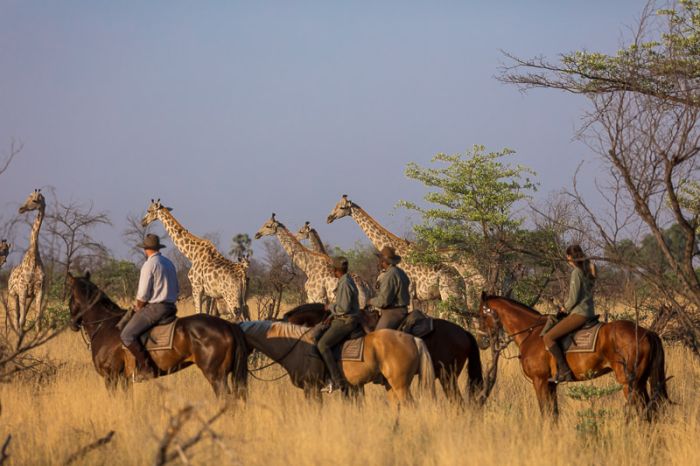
[321,382,337,394]
[548,370,574,384]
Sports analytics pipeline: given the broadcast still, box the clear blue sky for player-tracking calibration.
[0,0,644,259]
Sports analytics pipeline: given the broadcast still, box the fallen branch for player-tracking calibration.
[63,430,115,465]
[0,435,11,466]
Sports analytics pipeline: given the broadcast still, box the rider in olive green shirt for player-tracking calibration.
[369,246,411,330]
[317,256,360,393]
[543,245,597,383]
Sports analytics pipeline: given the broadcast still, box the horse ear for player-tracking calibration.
[480,290,487,300]
[84,271,91,281]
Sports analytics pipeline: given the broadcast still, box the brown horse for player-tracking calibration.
[240,320,435,405]
[476,293,669,419]
[282,303,483,403]
[67,272,248,398]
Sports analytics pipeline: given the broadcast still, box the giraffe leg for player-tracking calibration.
[35,286,44,330]
[192,287,203,314]
[18,292,28,332]
[8,291,19,332]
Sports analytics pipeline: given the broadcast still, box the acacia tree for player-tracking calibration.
[401,146,538,303]
[501,0,700,350]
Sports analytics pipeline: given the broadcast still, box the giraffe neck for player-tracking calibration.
[307,229,327,255]
[26,207,44,264]
[351,206,409,254]
[275,227,327,275]
[156,209,204,262]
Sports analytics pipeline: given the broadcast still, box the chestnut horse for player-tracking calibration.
[240,320,434,405]
[67,273,248,398]
[282,303,483,403]
[477,293,669,419]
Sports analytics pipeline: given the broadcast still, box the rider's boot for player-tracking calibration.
[321,361,349,394]
[126,341,157,382]
[547,342,574,383]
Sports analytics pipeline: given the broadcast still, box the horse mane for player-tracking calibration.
[80,278,126,315]
[484,294,543,318]
[282,302,326,320]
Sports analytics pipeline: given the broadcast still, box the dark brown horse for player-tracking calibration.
[67,272,248,398]
[282,303,483,402]
[477,293,669,419]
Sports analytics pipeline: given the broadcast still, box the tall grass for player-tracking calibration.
[1,303,698,465]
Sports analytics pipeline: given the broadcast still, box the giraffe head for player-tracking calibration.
[254,213,285,239]
[141,199,173,227]
[0,239,10,268]
[296,221,313,241]
[18,189,45,214]
[326,194,354,224]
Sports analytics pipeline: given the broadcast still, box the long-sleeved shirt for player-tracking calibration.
[328,273,359,317]
[563,267,595,318]
[369,265,411,309]
[136,252,179,304]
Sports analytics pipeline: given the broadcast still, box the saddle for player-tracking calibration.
[140,315,178,351]
[396,310,434,338]
[308,323,366,362]
[541,315,603,353]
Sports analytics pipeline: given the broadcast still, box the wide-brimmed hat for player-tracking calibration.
[137,233,166,250]
[331,256,349,270]
[376,246,401,264]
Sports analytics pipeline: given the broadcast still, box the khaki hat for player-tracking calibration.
[376,246,401,264]
[137,233,166,250]
[331,256,349,270]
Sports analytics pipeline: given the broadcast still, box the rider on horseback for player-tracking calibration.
[120,234,179,382]
[318,256,360,393]
[369,246,411,329]
[543,244,597,383]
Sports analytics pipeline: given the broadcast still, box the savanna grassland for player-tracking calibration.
[2,301,699,466]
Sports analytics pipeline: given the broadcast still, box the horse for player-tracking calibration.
[282,303,483,403]
[66,272,248,399]
[476,293,669,419]
[239,320,435,405]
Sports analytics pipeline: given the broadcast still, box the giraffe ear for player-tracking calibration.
[166,207,173,212]
[342,194,348,199]
[305,221,310,225]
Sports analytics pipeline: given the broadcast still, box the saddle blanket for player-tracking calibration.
[140,319,178,351]
[541,316,603,353]
[308,336,365,362]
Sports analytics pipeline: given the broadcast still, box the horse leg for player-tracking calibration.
[611,361,646,419]
[438,366,463,406]
[533,377,558,419]
[304,382,322,402]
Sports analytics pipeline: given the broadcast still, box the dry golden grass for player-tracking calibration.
[1,301,699,466]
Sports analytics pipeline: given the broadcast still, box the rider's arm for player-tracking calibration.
[135,260,154,309]
[369,270,397,309]
[563,268,583,313]
[328,278,350,316]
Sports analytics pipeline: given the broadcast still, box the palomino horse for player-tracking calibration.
[283,303,483,403]
[477,293,669,419]
[67,273,248,398]
[239,320,435,404]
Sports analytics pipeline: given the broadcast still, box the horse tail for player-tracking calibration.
[646,331,669,412]
[228,322,249,400]
[413,337,436,397]
[465,332,484,400]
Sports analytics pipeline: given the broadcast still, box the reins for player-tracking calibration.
[246,324,316,380]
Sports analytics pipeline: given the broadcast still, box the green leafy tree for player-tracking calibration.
[401,145,538,295]
[501,1,700,351]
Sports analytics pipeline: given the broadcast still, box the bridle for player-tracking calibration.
[478,301,545,349]
[70,288,124,347]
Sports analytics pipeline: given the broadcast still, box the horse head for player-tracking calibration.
[66,271,97,332]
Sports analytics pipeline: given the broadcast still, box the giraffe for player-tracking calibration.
[296,221,327,254]
[326,194,475,309]
[254,214,373,308]
[0,240,10,268]
[8,189,47,331]
[141,199,249,320]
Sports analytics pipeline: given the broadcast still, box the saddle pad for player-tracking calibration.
[337,337,364,362]
[140,319,178,351]
[308,337,365,362]
[563,323,603,353]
